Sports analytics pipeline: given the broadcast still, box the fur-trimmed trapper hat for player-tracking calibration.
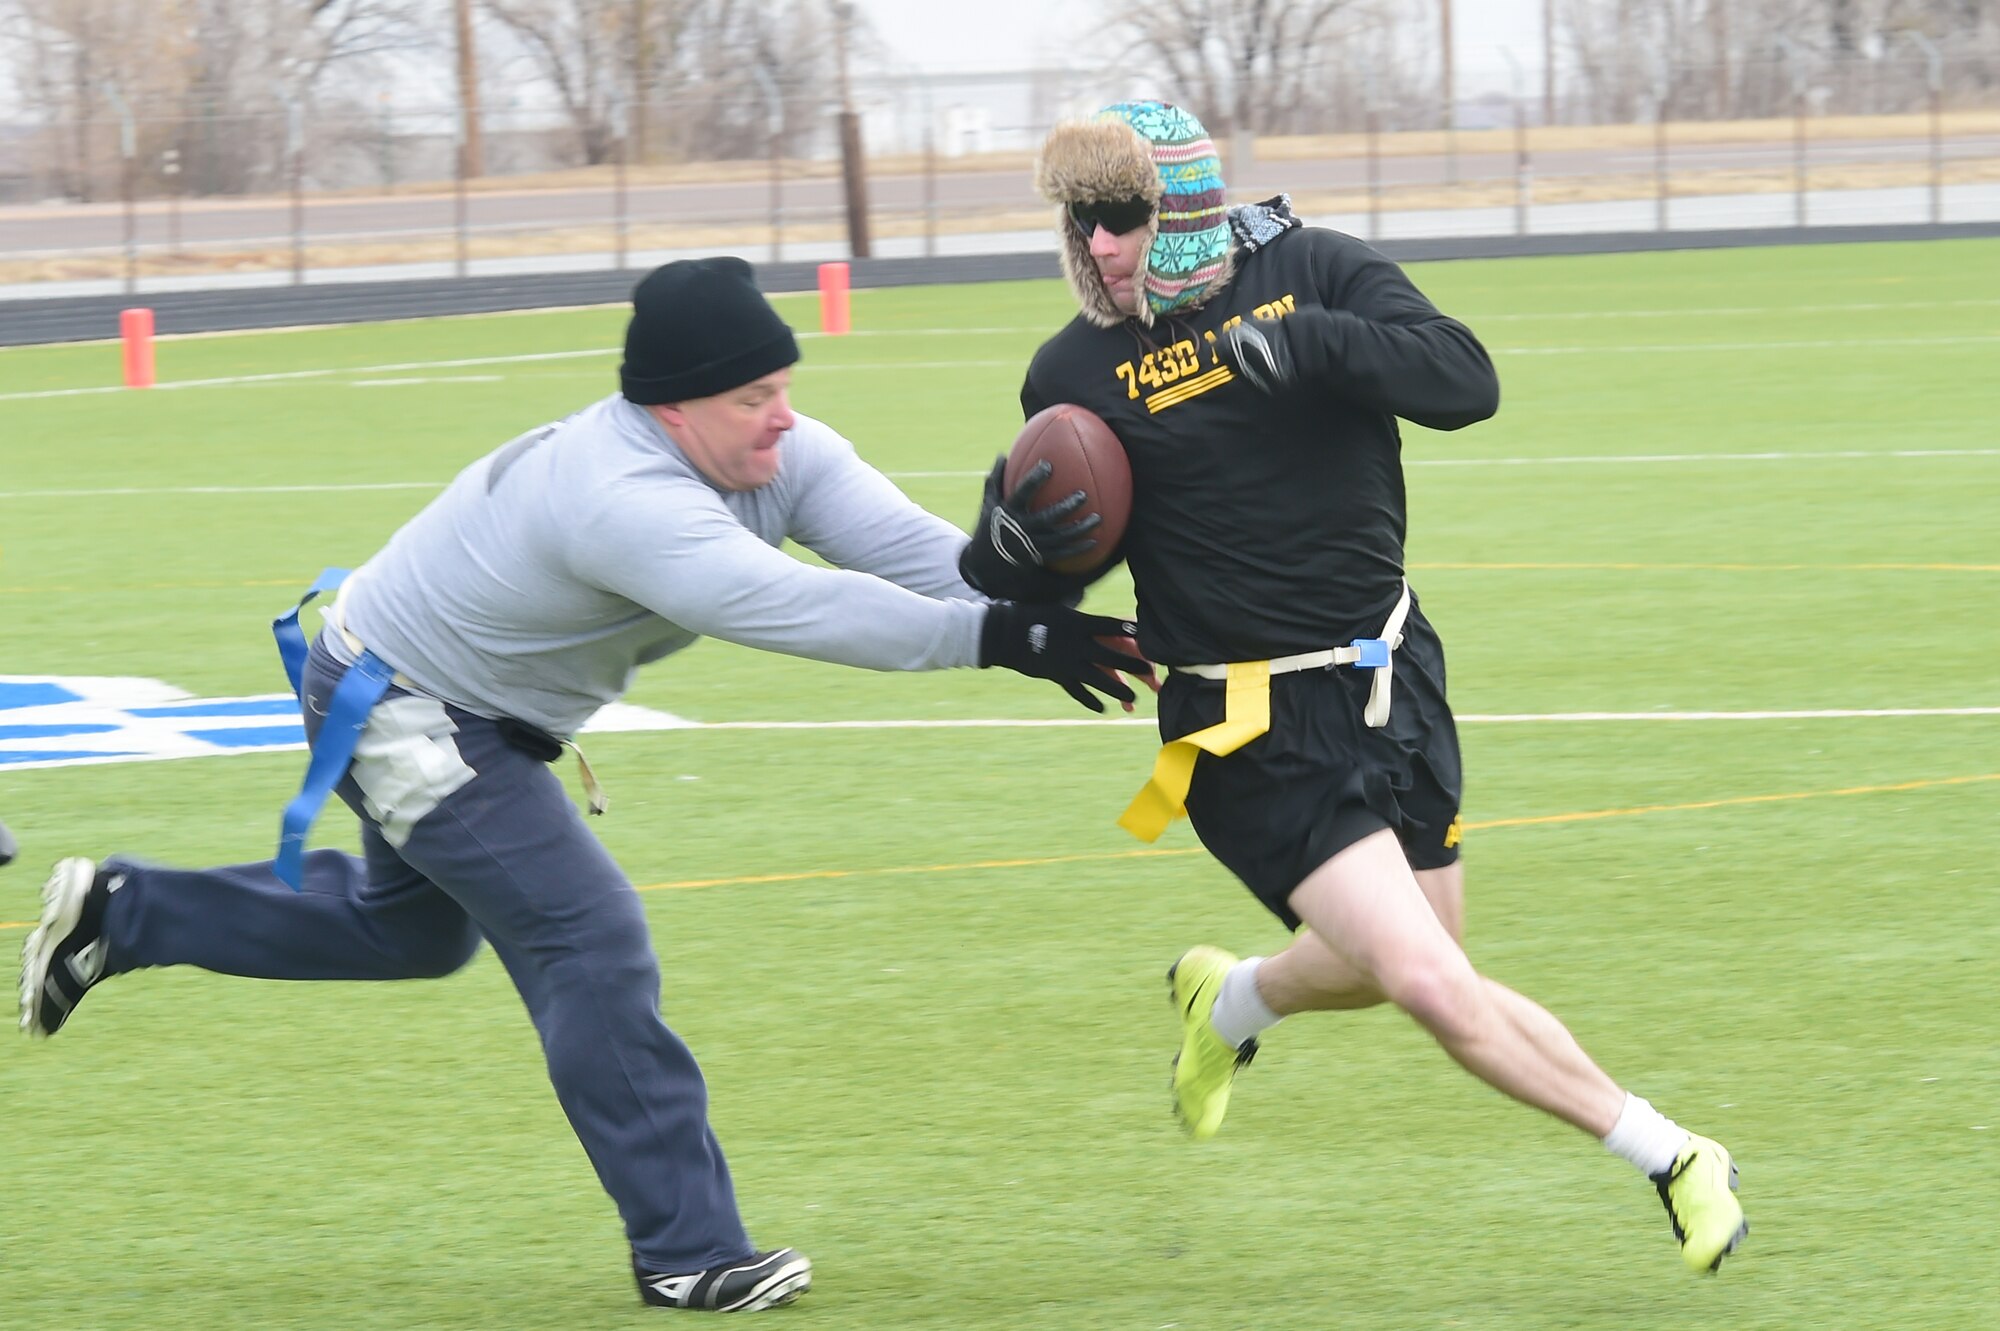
[1035,100,1234,328]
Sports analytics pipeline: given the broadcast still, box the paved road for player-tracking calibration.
[4,135,1996,257]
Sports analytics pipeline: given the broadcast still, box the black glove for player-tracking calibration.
[958,456,1102,602]
[1217,307,1341,395]
[979,602,1151,714]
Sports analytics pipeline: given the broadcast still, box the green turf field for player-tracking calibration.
[1,239,1996,1329]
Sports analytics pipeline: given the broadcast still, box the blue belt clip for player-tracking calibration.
[1348,637,1392,670]
[270,568,393,891]
[273,567,351,697]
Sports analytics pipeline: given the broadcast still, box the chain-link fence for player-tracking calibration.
[3,57,1997,292]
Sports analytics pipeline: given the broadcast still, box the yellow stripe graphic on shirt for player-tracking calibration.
[1146,364,1234,414]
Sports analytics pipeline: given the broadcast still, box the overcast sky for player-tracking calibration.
[852,0,1552,88]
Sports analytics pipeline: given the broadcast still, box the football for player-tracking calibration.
[1001,404,1133,576]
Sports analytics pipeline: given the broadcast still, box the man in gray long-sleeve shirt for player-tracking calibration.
[17,257,1146,1314]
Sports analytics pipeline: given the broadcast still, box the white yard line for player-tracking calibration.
[795,327,1046,338]
[0,355,1030,402]
[9,324,2000,403]
[1456,707,2000,722]
[871,449,2000,477]
[350,375,504,386]
[6,706,1994,773]
[1499,334,2000,355]
[4,445,1994,501]
[671,707,2000,730]
[1404,447,2000,467]
[0,347,615,400]
[21,296,2000,352]
[0,481,443,499]
[1475,297,2000,322]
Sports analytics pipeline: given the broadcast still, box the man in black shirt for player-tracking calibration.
[960,100,1748,1275]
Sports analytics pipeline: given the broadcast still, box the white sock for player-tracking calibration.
[1603,1094,1691,1177]
[1209,956,1281,1049]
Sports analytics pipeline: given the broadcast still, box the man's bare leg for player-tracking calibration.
[1194,835,1621,1135]
[1165,829,1745,1266]
[1252,859,1464,1015]
[1253,857,1628,1133]
[1275,829,1624,1133]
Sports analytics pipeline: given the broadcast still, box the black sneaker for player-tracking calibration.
[18,858,123,1038]
[0,817,17,867]
[634,1247,812,1312]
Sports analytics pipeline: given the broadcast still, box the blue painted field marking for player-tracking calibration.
[0,723,122,741]
[183,724,308,749]
[128,699,301,719]
[0,749,145,765]
[1,675,688,772]
[0,676,308,771]
[0,682,82,710]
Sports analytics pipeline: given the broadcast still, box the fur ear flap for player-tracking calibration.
[1034,120,1161,205]
[1036,118,1164,328]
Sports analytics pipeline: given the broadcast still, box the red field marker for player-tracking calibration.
[818,262,851,336]
[120,307,156,389]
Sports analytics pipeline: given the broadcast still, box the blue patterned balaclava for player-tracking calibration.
[1096,101,1230,318]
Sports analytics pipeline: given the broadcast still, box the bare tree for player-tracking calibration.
[0,0,429,199]
[1558,0,1688,122]
[479,0,627,164]
[479,0,838,166]
[0,0,194,199]
[645,0,836,160]
[1557,0,2000,125]
[177,0,431,191]
[1089,0,1413,135]
[1320,2,1448,132]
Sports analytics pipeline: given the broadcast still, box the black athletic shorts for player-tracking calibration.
[1157,601,1463,932]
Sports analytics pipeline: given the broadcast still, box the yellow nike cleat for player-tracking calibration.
[1166,945,1257,1140]
[1653,1134,1749,1273]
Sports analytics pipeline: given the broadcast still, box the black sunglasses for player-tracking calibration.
[1068,196,1155,237]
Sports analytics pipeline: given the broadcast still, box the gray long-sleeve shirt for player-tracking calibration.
[340,394,987,737]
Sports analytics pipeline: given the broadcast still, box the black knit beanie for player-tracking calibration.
[620,257,800,404]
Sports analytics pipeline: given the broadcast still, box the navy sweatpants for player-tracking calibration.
[98,632,753,1272]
